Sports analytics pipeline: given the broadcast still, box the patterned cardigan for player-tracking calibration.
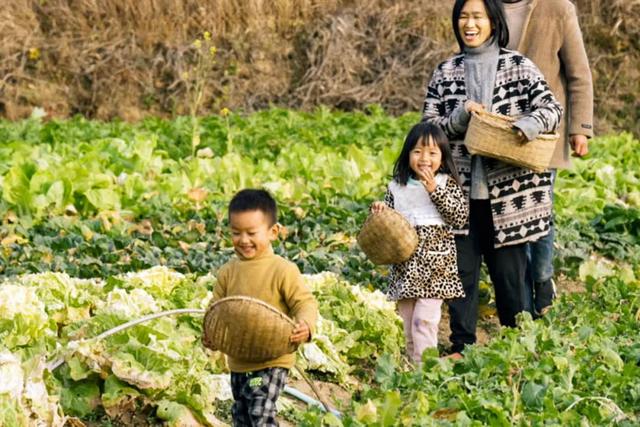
[422,49,563,248]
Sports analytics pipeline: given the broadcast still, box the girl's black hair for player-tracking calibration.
[452,0,510,52]
[393,122,461,186]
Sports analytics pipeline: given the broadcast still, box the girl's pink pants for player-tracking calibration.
[397,298,442,363]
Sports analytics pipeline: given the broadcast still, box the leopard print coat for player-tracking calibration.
[384,176,467,301]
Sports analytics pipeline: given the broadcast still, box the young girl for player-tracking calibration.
[371,122,468,363]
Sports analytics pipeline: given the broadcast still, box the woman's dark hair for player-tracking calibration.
[393,122,461,186]
[452,0,509,52]
[228,189,277,225]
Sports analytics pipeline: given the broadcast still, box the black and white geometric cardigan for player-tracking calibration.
[422,49,563,248]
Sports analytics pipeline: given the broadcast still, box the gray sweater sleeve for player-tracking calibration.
[450,106,471,134]
[513,115,544,141]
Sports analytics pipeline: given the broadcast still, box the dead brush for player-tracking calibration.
[294,0,453,112]
[577,0,640,134]
[0,0,638,135]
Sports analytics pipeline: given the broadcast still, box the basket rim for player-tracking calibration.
[474,109,516,127]
[472,110,559,140]
[359,207,409,229]
[207,295,296,327]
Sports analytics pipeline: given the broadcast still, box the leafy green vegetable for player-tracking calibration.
[1,110,639,425]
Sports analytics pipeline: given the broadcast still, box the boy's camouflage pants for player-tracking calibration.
[230,367,288,426]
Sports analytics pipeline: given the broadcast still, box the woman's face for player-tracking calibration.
[458,0,493,48]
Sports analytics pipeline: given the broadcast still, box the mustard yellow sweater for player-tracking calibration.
[212,247,318,372]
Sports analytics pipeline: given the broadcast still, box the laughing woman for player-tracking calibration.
[422,0,562,355]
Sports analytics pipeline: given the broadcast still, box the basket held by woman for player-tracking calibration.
[202,296,298,363]
[464,110,559,172]
[357,208,418,265]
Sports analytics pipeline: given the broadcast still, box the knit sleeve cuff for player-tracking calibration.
[450,105,471,133]
[513,116,543,141]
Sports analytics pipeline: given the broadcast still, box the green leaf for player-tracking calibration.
[375,353,397,387]
[60,380,101,417]
[379,390,402,427]
[85,188,120,211]
[101,375,141,412]
[600,348,624,371]
[67,357,92,381]
[2,162,34,208]
[521,382,546,410]
[155,400,201,426]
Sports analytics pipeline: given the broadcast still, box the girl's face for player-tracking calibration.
[409,136,442,176]
[458,0,493,48]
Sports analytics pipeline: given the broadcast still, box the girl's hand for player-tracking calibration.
[417,168,437,193]
[464,100,485,115]
[371,201,387,213]
[290,321,310,344]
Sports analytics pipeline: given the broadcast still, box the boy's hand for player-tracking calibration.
[371,201,387,213]
[290,321,310,344]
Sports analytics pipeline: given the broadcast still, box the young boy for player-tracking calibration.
[211,188,318,427]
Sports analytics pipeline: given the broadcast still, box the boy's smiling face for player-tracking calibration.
[229,209,278,260]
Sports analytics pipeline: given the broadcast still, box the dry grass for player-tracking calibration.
[0,0,638,135]
[294,1,454,112]
[578,0,640,134]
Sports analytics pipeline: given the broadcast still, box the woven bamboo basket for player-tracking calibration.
[464,110,559,172]
[202,296,298,362]
[357,208,418,265]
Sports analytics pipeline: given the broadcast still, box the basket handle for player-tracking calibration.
[207,295,297,326]
[474,109,517,130]
[474,109,560,140]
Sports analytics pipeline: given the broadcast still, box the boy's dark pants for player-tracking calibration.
[231,367,288,427]
[448,199,528,353]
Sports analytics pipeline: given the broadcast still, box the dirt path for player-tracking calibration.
[279,378,350,426]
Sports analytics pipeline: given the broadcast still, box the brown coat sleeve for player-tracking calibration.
[212,263,229,302]
[559,3,594,138]
[280,262,318,338]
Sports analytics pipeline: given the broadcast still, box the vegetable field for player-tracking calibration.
[1,109,639,426]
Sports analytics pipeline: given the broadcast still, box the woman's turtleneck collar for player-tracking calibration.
[463,38,500,59]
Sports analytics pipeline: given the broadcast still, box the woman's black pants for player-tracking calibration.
[448,199,528,353]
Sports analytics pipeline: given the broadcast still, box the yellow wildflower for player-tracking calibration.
[220,107,230,117]
[28,47,40,60]
[203,31,212,41]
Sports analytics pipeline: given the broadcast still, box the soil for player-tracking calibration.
[279,378,351,426]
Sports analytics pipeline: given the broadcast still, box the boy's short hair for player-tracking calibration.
[228,189,278,225]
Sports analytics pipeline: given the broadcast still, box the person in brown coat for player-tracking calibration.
[502,0,593,316]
